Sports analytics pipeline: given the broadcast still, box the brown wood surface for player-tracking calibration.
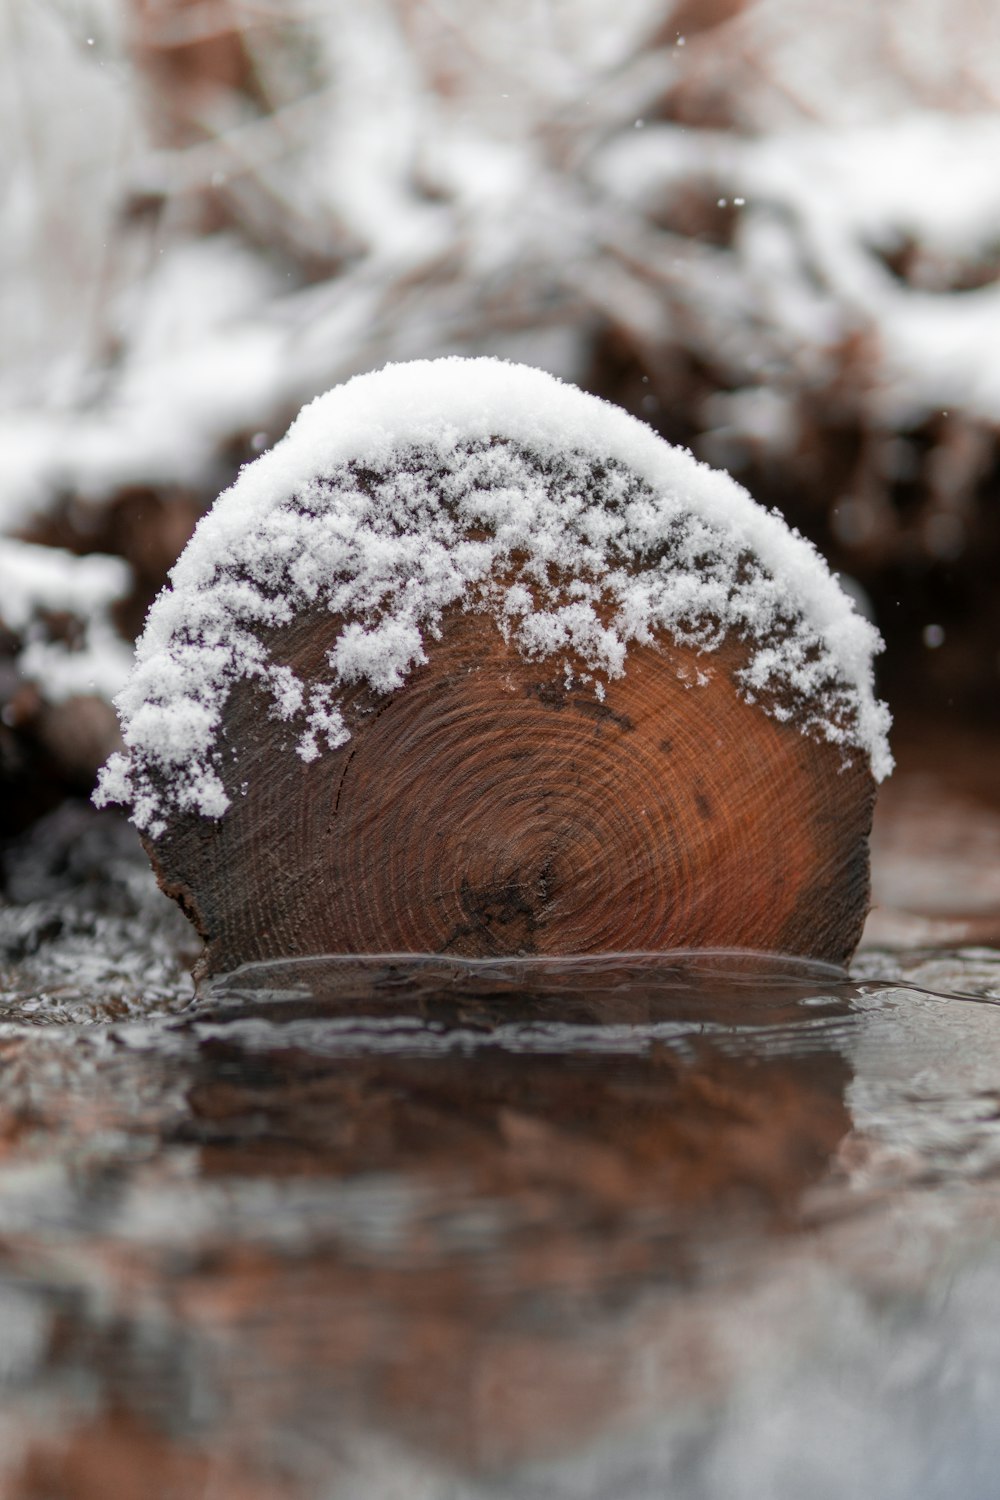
[149,606,875,974]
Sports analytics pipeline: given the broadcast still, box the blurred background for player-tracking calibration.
[4,11,1000,1496]
[3,0,1000,837]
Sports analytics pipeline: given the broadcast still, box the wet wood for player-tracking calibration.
[148,606,876,974]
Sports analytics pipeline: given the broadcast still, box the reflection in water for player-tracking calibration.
[0,949,998,1496]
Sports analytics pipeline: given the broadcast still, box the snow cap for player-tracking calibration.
[96,357,891,836]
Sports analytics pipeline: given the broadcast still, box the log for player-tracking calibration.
[96,359,891,973]
[152,611,873,972]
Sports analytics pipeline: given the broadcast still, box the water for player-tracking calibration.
[1,777,1000,1498]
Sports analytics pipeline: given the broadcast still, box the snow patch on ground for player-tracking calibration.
[0,539,132,702]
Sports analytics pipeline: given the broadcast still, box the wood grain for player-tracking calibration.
[149,606,875,974]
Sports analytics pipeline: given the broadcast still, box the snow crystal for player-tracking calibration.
[96,358,891,836]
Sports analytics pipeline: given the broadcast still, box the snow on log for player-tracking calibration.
[95,358,891,973]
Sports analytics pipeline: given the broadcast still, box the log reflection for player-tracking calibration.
[6,957,855,1496]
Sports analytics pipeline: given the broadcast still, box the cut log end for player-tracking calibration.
[99,359,887,974]
[147,608,875,976]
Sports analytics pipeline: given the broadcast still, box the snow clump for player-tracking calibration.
[96,358,892,837]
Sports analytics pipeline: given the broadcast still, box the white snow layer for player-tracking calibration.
[96,358,891,836]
